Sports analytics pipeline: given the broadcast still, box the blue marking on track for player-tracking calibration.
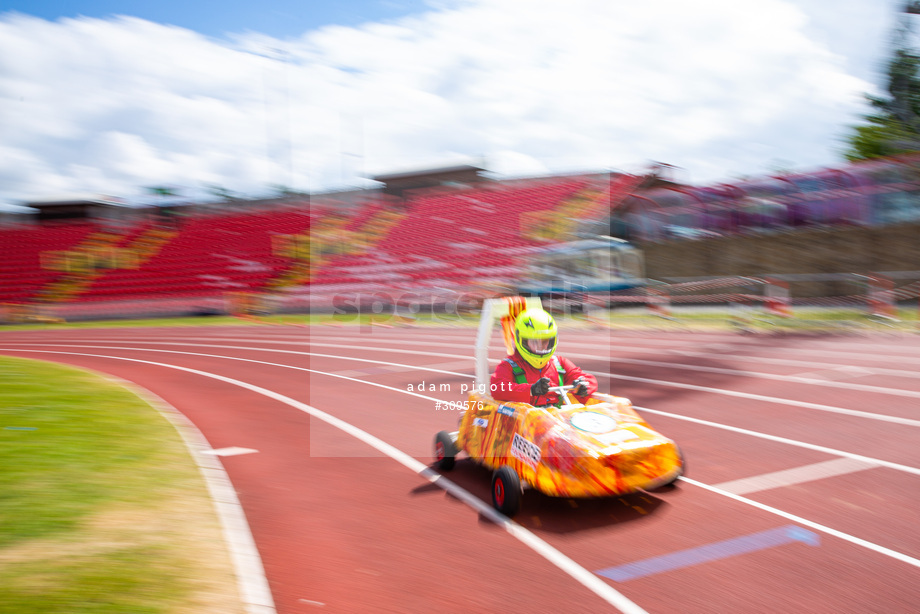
[596,525,820,582]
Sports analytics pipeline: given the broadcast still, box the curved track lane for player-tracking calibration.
[2,323,920,613]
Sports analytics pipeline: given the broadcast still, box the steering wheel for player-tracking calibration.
[546,384,581,409]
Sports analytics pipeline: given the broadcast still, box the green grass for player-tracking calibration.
[0,314,265,331]
[1,305,917,333]
[0,357,241,613]
[0,304,913,609]
[0,546,182,614]
[0,311,481,331]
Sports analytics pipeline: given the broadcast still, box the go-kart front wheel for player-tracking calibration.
[491,466,521,517]
[434,431,458,471]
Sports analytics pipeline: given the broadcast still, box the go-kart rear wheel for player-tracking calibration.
[434,430,457,471]
[491,466,521,517]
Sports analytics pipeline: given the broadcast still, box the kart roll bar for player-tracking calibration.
[474,296,543,390]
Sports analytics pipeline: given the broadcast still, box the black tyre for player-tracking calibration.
[434,431,457,471]
[491,465,522,517]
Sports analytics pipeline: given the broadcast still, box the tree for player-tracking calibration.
[844,6,920,161]
[269,184,308,197]
[145,186,179,198]
[205,184,240,201]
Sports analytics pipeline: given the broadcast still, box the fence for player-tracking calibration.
[3,273,920,328]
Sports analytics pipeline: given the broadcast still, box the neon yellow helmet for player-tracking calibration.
[514,308,557,369]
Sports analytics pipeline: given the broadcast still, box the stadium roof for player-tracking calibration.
[23,194,129,209]
[370,164,486,182]
[0,203,35,213]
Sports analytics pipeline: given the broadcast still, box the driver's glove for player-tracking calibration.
[530,376,551,397]
[572,376,590,396]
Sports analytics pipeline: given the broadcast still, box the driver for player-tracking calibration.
[490,307,597,406]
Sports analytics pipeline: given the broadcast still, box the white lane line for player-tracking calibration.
[304,333,920,384]
[75,333,920,381]
[10,341,920,477]
[330,366,408,377]
[8,341,920,428]
[634,406,920,478]
[681,477,920,571]
[90,371,275,614]
[331,360,474,378]
[203,447,260,457]
[666,345,920,368]
[711,458,880,495]
[15,341,920,468]
[229,334,920,381]
[304,331,920,363]
[0,348,920,584]
[566,352,920,403]
[48,329,920,363]
[8,346,920,579]
[183,337,920,403]
[0,342,471,389]
[601,372,920,428]
[0,349,647,614]
[791,366,874,381]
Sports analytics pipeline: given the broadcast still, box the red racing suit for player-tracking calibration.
[490,350,598,406]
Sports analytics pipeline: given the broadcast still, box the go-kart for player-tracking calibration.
[433,296,683,517]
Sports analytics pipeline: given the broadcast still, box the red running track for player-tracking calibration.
[2,322,920,613]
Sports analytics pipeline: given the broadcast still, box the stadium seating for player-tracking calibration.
[0,175,614,310]
[0,222,96,303]
[309,176,607,290]
[71,209,311,302]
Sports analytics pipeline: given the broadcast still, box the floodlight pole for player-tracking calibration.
[244,46,297,194]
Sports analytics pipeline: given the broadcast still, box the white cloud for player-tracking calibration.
[0,0,893,202]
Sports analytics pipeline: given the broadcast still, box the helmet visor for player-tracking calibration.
[524,336,555,355]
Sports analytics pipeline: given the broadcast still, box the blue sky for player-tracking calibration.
[0,0,906,205]
[1,0,434,39]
